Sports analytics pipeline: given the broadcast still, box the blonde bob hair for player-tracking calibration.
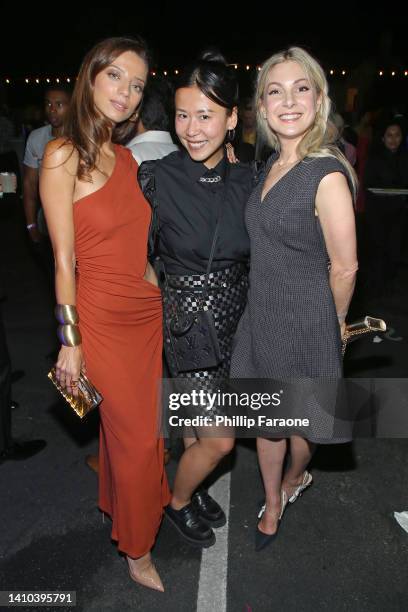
[256,46,357,197]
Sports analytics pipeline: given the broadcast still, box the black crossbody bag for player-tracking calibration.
[160,168,230,376]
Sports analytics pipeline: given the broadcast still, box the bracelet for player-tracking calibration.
[26,223,37,230]
[55,304,79,325]
[57,324,82,347]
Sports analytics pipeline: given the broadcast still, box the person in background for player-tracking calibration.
[0,173,46,465]
[234,96,257,161]
[355,109,375,214]
[0,104,20,188]
[0,104,15,160]
[333,113,357,167]
[23,85,71,282]
[126,76,178,164]
[364,120,408,297]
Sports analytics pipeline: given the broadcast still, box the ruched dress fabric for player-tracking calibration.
[230,154,352,443]
[73,144,171,557]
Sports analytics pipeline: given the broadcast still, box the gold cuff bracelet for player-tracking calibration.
[57,324,82,347]
[55,304,79,325]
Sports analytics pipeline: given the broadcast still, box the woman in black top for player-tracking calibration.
[139,52,253,548]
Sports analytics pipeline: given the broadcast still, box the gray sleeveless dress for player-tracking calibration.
[230,154,353,442]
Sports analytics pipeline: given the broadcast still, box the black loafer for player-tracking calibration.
[192,489,226,528]
[165,503,216,548]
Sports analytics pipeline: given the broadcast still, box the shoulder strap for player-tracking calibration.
[203,162,230,290]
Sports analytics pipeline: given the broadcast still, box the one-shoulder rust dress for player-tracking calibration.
[73,144,171,557]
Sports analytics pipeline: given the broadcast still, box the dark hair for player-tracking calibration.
[138,76,174,131]
[63,36,150,180]
[381,118,405,137]
[44,84,72,98]
[177,49,238,113]
[370,115,406,154]
[239,96,254,111]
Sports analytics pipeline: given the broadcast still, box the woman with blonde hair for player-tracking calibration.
[40,37,170,590]
[231,47,358,550]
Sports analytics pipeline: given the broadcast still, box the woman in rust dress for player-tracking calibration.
[40,37,170,592]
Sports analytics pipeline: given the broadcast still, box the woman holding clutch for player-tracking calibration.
[40,37,170,591]
[231,47,358,550]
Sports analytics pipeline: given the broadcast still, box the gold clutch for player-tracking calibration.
[47,367,103,418]
[342,316,387,355]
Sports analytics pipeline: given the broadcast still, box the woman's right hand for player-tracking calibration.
[56,345,85,397]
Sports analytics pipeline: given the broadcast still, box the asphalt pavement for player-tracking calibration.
[1,197,407,612]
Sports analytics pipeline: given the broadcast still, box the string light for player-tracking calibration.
[4,68,408,85]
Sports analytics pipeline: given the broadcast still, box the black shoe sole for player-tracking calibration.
[165,512,216,548]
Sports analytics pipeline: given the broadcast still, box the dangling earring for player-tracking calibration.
[226,128,236,142]
[128,111,139,124]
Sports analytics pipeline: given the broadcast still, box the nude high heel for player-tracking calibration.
[126,553,164,592]
[287,471,313,503]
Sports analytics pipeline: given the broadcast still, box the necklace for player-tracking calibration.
[276,158,298,168]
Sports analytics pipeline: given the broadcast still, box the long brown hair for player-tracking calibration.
[64,36,149,181]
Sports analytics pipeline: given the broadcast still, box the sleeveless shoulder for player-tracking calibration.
[303,155,353,195]
[304,155,350,181]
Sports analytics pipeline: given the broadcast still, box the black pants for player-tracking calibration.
[0,303,12,454]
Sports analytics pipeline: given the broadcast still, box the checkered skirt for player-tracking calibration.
[162,263,248,389]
